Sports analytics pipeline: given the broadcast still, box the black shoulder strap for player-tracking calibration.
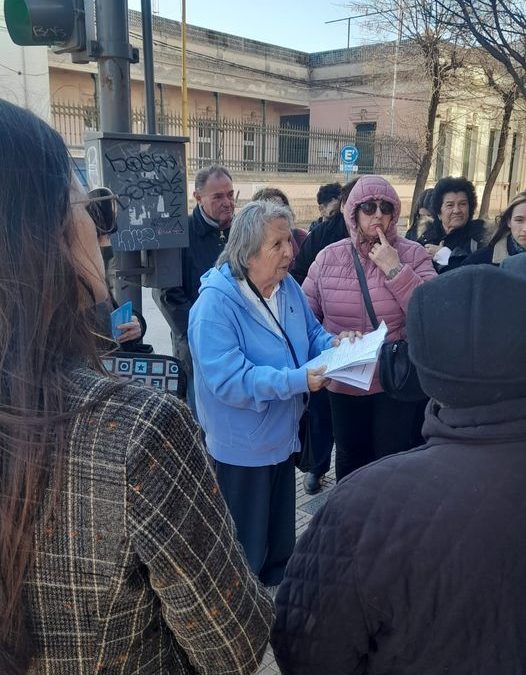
[244,275,301,369]
[351,246,380,330]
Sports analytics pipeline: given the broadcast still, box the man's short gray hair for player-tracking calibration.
[194,165,233,191]
[216,200,293,278]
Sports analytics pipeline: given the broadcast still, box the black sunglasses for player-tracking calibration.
[358,200,394,216]
[72,187,118,236]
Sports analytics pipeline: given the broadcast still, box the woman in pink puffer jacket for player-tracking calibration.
[303,175,436,481]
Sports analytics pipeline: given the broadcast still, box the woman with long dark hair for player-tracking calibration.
[463,191,526,265]
[0,99,272,674]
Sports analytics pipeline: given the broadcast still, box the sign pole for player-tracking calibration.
[95,0,142,308]
[141,0,156,135]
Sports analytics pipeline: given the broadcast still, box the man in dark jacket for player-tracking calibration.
[153,165,234,413]
[272,264,526,674]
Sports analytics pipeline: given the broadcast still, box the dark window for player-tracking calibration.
[462,125,473,178]
[486,129,497,180]
[507,132,520,201]
[355,122,376,174]
[278,114,310,172]
[435,122,447,180]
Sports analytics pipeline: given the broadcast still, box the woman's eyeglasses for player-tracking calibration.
[72,187,119,236]
[358,200,394,216]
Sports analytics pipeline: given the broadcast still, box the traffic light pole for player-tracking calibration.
[95,0,142,309]
[95,0,132,132]
[141,0,156,135]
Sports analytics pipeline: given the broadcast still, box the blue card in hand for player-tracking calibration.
[110,301,132,340]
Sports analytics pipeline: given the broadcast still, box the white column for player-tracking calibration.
[0,6,51,119]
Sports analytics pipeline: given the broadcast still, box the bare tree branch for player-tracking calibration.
[345,0,466,214]
[437,0,526,97]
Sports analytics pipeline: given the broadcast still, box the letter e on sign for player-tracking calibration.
[340,144,359,165]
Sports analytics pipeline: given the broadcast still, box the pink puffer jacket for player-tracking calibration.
[302,175,436,396]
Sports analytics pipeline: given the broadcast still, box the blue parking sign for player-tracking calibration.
[340,144,359,164]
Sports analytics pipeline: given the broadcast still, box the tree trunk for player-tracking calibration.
[478,89,517,219]
[409,64,442,221]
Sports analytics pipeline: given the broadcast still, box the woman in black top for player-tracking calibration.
[419,176,487,272]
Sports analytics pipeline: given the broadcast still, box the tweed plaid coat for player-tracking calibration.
[25,368,273,674]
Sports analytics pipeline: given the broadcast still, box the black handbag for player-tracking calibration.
[351,247,426,402]
[244,277,313,472]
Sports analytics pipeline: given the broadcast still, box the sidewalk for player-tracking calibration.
[257,461,336,675]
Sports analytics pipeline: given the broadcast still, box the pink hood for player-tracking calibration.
[343,175,401,257]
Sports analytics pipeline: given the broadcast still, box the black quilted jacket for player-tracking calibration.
[291,212,349,285]
[272,397,526,674]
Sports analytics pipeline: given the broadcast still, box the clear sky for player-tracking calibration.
[127,0,369,53]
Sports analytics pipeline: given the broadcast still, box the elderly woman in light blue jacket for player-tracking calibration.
[189,201,353,587]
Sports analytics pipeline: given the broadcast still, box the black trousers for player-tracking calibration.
[306,388,334,477]
[215,455,296,586]
[329,391,423,482]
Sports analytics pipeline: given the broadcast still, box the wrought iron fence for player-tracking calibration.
[52,102,100,149]
[52,102,419,176]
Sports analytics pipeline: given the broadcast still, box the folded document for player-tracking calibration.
[305,321,388,390]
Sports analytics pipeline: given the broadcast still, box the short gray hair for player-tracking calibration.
[216,200,293,278]
[194,165,232,191]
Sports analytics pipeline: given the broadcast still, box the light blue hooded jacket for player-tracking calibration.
[188,263,334,467]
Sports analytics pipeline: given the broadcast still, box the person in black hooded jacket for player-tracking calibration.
[272,264,526,675]
[291,179,358,286]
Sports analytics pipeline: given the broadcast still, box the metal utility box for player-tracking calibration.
[84,131,190,288]
[84,131,189,253]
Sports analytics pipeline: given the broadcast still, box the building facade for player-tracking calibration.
[4,8,524,220]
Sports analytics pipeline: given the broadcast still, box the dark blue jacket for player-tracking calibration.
[153,204,230,370]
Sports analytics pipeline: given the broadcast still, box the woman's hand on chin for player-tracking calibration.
[369,227,401,276]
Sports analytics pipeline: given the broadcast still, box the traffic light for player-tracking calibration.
[4,0,86,52]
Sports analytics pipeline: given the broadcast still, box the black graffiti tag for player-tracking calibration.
[102,144,187,249]
[106,151,179,175]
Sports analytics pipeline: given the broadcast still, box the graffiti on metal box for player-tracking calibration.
[90,139,188,252]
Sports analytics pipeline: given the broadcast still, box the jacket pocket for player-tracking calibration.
[248,402,273,441]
